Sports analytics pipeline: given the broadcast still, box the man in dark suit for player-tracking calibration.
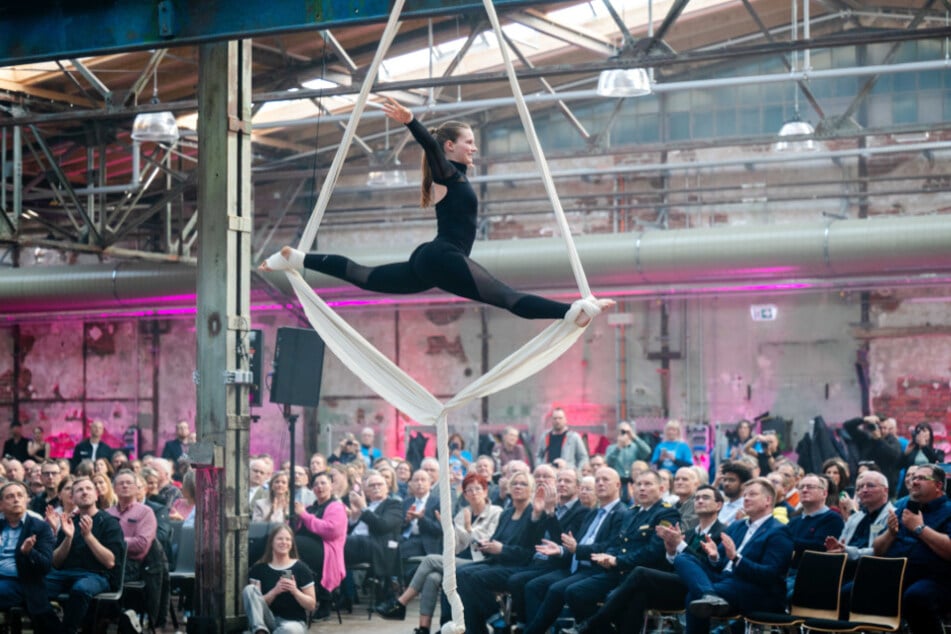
[344,471,403,598]
[69,419,114,471]
[161,420,191,482]
[505,466,587,621]
[398,469,442,560]
[2,422,30,462]
[671,477,793,634]
[549,469,680,627]
[519,466,629,634]
[0,481,57,631]
[563,484,725,634]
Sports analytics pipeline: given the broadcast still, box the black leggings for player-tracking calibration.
[304,240,570,320]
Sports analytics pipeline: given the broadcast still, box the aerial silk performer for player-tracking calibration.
[259,0,614,630]
[261,98,613,325]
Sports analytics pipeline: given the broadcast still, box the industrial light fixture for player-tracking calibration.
[597,67,652,98]
[773,0,816,152]
[774,114,817,152]
[367,116,407,187]
[131,62,179,144]
[596,0,653,98]
[366,168,408,187]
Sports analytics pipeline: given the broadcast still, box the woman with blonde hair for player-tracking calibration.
[253,471,291,523]
[92,472,118,509]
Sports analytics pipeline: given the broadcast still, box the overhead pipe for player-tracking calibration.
[1,214,951,315]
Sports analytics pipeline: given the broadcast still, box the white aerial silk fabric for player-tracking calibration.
[266,0,606,630]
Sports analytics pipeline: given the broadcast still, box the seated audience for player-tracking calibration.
[41,476,124,634]
[106,470,157,579]
[292,471,347,619]
[825,470,893,563]
[577,475,597,509]
[673,466,702,532]
[716,461,752,526]
[343,470,402,602]
[243,524,316,634]
[0,481,56,630]
[785,473,844,596]
[170,470,196,526]
[399,469,442,561]
[873,464,951,634]
[456,471,541,634]
[29,459,63,515]
[671,477,793,634]
[519,467,631,634]
[92,473,117,510]
[253,471,291,524]
[565,484,725,634]
[377,472,502,634]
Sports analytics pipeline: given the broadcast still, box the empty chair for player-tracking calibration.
[803,556,907,633]
[745,550,848,632]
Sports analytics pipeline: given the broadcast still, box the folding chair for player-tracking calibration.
[802,556,907,633]
[745,550,848,633]
[168,525,196,629]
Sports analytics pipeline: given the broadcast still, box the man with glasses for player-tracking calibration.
[785,474,843,597]
[29,460,63,515]
[563,484,725,634]
[605,421,651,482]
[873,464,951,634]
[672,478,793,634]
[344,471,403,601]
[825,470,893,562]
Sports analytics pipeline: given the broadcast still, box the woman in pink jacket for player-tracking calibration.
[293,470,348,619]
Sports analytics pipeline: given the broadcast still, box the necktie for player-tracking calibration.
[571,508,607,573]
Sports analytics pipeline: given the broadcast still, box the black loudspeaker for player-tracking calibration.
[248,329,264,407]
[270,327,325,407]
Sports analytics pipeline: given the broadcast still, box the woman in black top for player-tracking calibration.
[243,524,317,634]
[261,97,612,325]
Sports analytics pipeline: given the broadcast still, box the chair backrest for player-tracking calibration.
[790,550,848,620]
[848,556,907,630]
[171,525,196,575]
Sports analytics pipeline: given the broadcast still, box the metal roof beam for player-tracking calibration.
[0,0,553,66]
[506,8,617,57]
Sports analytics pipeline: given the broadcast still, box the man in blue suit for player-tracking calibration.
[672,477,793,634]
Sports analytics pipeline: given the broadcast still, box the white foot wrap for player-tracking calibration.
[264,248,305,271]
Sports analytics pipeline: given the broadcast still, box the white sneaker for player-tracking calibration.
[121,609,143,633]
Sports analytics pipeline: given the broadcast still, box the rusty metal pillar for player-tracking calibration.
[191,39,253,633]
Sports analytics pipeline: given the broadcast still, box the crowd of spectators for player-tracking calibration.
[0,409,948,634]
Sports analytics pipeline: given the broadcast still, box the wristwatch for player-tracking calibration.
[912,525,925,537]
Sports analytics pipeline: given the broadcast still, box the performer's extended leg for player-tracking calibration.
[304,254,432,294]
[413,241,570,320]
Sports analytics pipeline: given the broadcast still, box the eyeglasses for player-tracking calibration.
[464,486,485,494]
[909,475,937,483]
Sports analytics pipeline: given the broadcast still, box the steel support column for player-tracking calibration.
[192,39,253,634]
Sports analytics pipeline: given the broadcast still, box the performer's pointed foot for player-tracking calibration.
[575,298,615,327]
[258,246,304,272]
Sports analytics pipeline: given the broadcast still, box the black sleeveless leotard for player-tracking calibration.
[303,119,570,320]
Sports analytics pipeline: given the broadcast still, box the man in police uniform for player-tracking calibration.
[523,469,679,633]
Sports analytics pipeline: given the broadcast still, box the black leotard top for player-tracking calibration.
[406,119,478,254]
